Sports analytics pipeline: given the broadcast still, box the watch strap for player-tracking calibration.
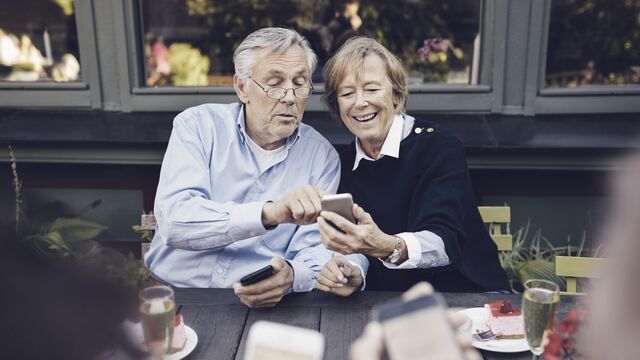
[384,236,403,264]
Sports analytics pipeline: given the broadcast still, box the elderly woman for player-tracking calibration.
[315,37,509,294]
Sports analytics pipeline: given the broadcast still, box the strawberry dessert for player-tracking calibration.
[484,300,525,339]
[170,314,187,353]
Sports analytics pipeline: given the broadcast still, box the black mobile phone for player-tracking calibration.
[240,265,274,286]
[373,293,465,360]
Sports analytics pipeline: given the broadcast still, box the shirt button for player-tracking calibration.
[249,231,257,237]
[217,267,224,274]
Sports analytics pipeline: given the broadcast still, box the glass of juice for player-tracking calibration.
[522,279,560,359]
[139,285,175,359]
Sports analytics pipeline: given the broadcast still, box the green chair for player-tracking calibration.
[555,255,605,295]
[478,206,513,252]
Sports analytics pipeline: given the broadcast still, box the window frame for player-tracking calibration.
[0,0,102,109]
[115,0,507,113]
[523,0,640,115]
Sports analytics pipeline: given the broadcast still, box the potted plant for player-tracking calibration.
[132,211,155,258]
[9,145,151,289]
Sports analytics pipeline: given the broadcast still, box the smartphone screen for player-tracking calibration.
[321,193,355,223]
[374,293,465,360]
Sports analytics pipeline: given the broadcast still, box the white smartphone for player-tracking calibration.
[321,193,356,223]
[244,321,324,360]
[373,293,465,360]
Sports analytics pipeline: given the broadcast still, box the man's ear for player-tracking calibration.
[234,74,249,104]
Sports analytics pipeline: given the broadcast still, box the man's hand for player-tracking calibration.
[233,257,293,308]
[318,204,398,258]
[316,256,363,297]
[262,185,327,226]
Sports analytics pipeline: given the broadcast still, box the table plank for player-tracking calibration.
[320,306,370,360]
[180,305,249,360]
[175,288,401,307]
[234,306,322,360]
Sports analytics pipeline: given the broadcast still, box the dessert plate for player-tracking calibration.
[125,321,198,360]
[164,325,198,360]
[458,307,529,353]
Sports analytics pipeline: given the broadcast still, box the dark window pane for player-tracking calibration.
[139,0,481,87]
[546,0,640,88]
[0,0,81,83]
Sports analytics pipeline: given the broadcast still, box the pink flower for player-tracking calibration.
[543,307,583,359]
[151,40,171,75]
[417,38,453,60]
[557,309,582,335]
[545,332,564,357]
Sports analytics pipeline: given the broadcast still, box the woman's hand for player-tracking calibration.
[318,203,396,258]
[315,256,363,297]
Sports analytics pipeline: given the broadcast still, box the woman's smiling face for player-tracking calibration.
[337,54,398,155]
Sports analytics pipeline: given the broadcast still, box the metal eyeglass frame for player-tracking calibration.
[248,77,313,100]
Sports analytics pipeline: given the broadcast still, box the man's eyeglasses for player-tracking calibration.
[249,77,313,100]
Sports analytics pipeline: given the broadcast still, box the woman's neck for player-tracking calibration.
[359,137,384,159]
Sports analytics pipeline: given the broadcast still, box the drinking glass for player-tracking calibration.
[522,279,560,359]
[139,285,176,359]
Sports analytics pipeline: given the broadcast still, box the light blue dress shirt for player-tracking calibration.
[144,103,368,291]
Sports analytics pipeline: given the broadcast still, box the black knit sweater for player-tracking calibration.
[338,118,509,292]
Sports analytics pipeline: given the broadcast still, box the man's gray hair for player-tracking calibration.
[233,27,317,83]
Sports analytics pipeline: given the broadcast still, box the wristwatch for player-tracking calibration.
[384,236,403,264]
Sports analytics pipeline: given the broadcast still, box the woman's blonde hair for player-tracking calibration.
[322,37,408,121]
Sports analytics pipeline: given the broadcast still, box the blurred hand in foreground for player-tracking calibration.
[350,282,482,360]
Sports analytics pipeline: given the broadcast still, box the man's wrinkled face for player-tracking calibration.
[234,46,311,150]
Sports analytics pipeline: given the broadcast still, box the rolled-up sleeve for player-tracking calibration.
[380,231,450,269]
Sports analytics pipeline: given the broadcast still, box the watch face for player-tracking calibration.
[387,249,401,263]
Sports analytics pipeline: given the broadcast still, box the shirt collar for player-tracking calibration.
[353,114,406,171]
[236,104,300,149]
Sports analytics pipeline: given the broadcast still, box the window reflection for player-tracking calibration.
[140,0,481,87]
[546,0,640,88]
[0,0,81,83]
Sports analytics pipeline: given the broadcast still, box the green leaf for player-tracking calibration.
[25,231,74,257]
[517,259,566,290]
[48,218,107,242]
[132,225,154,242]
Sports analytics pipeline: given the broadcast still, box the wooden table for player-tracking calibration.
[175,289,577,360]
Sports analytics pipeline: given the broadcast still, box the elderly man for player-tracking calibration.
[145,28,367,308]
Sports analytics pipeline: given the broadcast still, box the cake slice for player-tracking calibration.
[170,314,187,353]
[484,300,525,339]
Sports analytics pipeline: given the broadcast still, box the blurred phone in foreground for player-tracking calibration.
[244,321,324,360]
[373,293,465,360]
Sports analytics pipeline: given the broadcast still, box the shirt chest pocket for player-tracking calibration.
[261,231,291,253]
